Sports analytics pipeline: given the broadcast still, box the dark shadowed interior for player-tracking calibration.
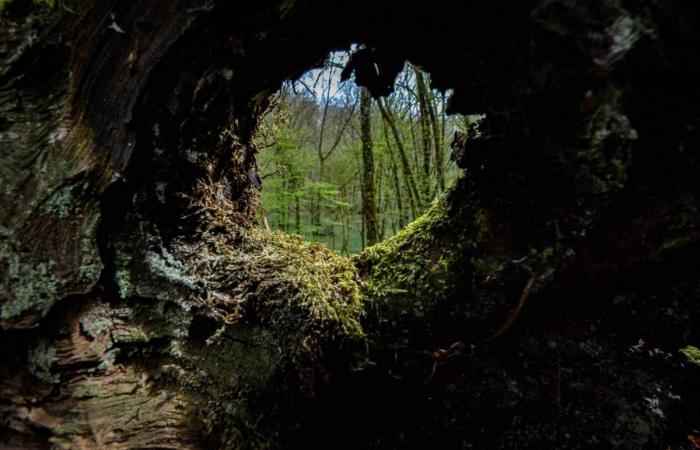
[2,0,700,448]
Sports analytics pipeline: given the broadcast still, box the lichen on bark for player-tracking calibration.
[2,0,700,448]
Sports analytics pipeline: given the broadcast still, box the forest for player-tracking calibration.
[256,52,465,253]
[2,1,700,449]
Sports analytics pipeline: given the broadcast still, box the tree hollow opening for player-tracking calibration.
[254,48,476,254]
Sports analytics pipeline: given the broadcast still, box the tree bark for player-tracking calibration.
[2,1,700,449]
[377,96,422,218]
[360,88,379,247]
[421,72,445,192]
[414,66,434,203]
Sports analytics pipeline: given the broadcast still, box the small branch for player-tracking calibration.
[479,273,538,345]
[261,165,285,179]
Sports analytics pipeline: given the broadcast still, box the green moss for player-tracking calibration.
[112,178,368,375]
[193,225,366,366]
[160,215,368,447]
[354,190,464,319]
[680,345,700,366]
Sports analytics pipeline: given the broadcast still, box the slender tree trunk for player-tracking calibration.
[421,71,445,192]
[295,193,301,233]
[414,66,433,203]
[382,121,417,222]
[391,166,406,229]
[338,188,350,255]
[377,153,386,240]
[360,88,379,246]
[377,97,422,218]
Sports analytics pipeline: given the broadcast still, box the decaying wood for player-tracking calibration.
[2,0,700,448]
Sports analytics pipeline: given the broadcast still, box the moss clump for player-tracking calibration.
[139,179,368,448]
[680,345,700,367]
[180,178,366,367]
[356,196,454,302]
[353,186,472,330]
[110,177,367,387]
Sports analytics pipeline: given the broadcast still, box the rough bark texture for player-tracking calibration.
[2,0,700,449]
[360,87,379,246]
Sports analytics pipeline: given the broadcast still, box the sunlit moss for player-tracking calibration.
[352,184,474,328]
[680,345,700,367]
[113,177,368,369]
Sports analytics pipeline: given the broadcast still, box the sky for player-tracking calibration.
[289,50,353,104]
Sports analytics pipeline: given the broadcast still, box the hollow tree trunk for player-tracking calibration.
[2,1,700,449]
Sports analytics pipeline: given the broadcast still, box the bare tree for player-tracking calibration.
[360,87,379,246]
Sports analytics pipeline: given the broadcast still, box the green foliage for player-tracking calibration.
[256,56,463,254]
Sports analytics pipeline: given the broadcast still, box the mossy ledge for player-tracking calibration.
[2,0,700,448]
[104,178,368,448]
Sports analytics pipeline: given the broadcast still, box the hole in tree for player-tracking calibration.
[255,48,475,255]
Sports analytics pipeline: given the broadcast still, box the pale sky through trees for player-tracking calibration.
[288,50,352,105]
[257,49,465,254]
